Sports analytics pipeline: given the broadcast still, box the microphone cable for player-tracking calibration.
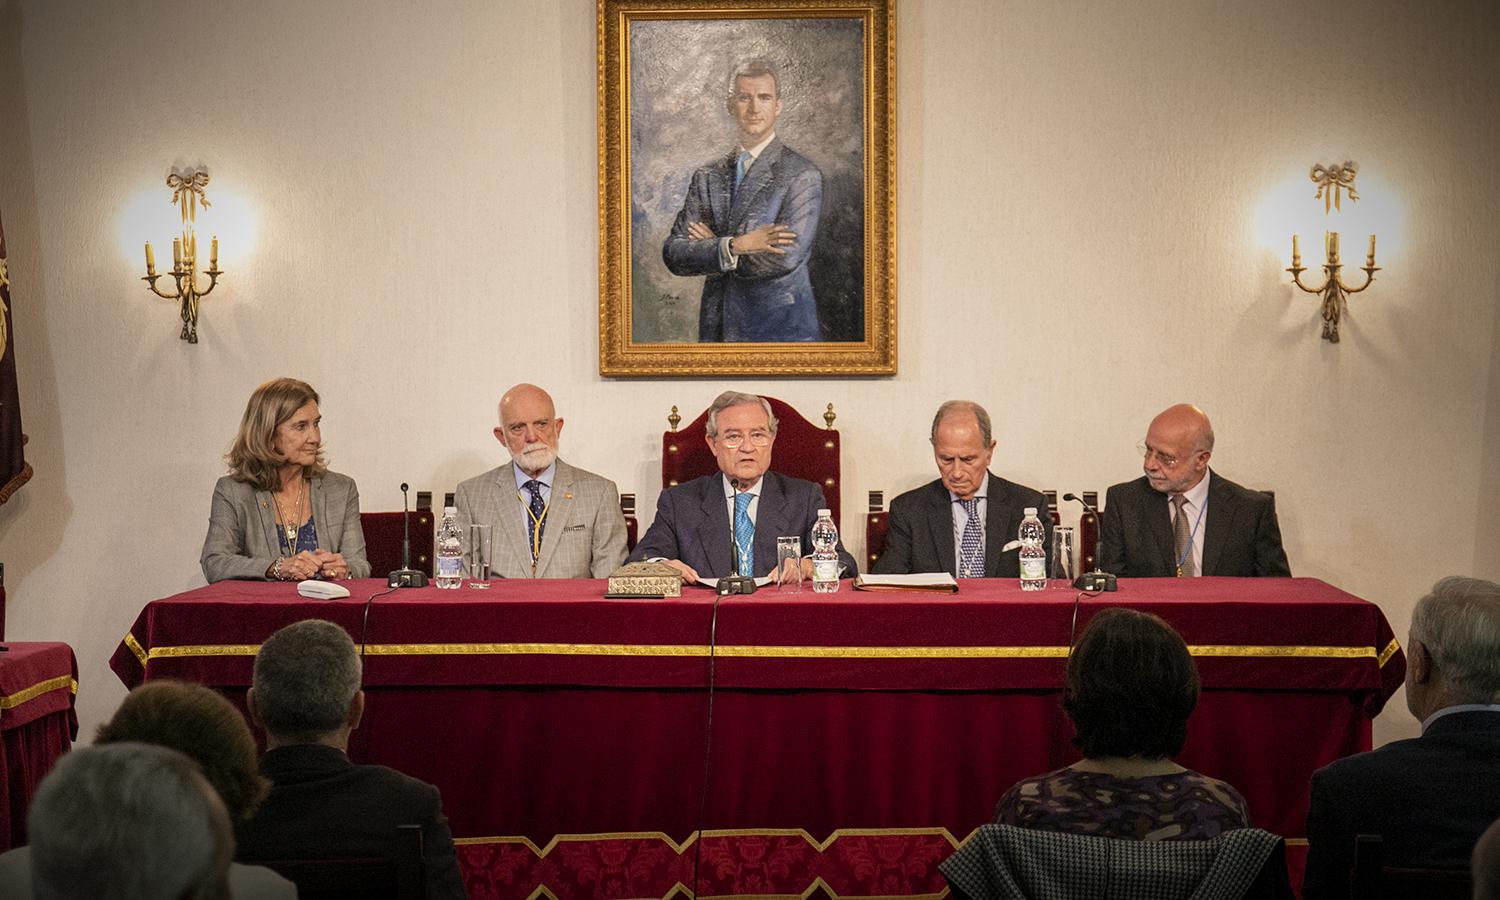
[690,581,731,898]
[352,583,400,761]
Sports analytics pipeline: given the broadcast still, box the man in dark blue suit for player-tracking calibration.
[1302,576,1500,899]
[662,59,823,342]
[629,391,856,583]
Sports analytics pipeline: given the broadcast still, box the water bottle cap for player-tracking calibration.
[444,506,458,517]
[1023,507,1037,516]
[818,509,831,517]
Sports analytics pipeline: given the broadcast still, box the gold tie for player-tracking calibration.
[1172,494,1196,577]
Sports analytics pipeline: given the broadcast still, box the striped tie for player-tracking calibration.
[734,491,754,576]
[958,499,983,578]
[1172,494,1196,577]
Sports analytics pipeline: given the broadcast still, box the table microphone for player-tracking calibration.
[387,482,429,588]
[1062,492,1117,592]
[717,478,758,596]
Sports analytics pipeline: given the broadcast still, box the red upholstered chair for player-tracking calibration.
[865,491,889,571]
[360,505,435,578]
[658,397,842,529]
[256,824,425,900]
[1352,834,1472,899]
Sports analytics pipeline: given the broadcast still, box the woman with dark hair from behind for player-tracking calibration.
[994,607,1250,839]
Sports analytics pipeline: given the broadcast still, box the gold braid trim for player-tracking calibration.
[136,641,1384,662]
[124,632,149,667]
[0,674,78,711]
[1376,637,1402,668]
[453,825,967,855]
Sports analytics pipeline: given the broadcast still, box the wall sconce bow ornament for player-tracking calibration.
[1286,160,1378,343]
[141,169,222,344]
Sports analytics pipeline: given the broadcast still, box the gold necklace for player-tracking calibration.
[273,476,305,556]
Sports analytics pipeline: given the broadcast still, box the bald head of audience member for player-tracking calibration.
[495,382,564,478]
[248,619,364,750]
[1141,404,1214,496]
[1405,575,1500,722]
[28,742,233,900]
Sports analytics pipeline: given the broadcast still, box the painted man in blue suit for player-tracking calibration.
[662,59,824,342]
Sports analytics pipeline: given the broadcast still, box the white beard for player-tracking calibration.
[511,442,557,474]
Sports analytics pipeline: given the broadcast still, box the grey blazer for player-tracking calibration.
[200,471,371,582]
[454,458,628,579]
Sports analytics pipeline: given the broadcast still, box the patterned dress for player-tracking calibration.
[993,766,1250,841]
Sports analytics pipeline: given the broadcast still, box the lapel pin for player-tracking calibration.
[565,492,574,500]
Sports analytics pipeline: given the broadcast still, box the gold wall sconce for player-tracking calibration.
[1285,161,1379,343]
[141,170,222,344]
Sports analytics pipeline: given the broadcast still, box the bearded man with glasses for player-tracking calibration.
[629,390,856,584]
[1097,403,1290,578]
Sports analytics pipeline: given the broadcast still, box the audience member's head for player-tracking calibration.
[1406,575,1500,721]
[95,678,269,821]
[249,618,364,748]
[1063,608,1200,759]
[28,742,232,900]
[1475,815,1500,900]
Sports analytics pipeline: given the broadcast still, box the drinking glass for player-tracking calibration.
[467,523,493,582]
[1051,526,1076,582]
[775,536,803,593]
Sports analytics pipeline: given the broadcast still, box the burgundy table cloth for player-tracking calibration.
[1,641,79,851]
[111,577,1403,899]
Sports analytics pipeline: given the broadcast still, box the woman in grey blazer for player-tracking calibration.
[200,378,370,583]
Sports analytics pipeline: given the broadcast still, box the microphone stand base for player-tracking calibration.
[1073,571,1117,592]
[387,569,429,588]
[716,575,758,596]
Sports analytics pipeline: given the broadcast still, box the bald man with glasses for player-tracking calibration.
[1097,403,1290,578]
[628,390,856,583]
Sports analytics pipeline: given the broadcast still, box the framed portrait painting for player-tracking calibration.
[598,0,895,376]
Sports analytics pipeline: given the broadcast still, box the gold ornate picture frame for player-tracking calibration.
[598,0,895,376]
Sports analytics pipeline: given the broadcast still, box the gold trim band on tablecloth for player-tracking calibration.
[124,639,1388,664]
[0,674,79,710]
[453,825,968,856]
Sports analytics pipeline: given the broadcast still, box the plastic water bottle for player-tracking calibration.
[435,506,464,589]
[1018,507,1047,591]
[810,509,841,594]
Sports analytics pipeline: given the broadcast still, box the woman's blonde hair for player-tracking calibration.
[226,377,328,490]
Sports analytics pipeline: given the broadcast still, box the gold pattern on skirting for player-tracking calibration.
[130,640,1389,663]
[125,632,149,667]
[454,825,965,856]
[0,674,79,711]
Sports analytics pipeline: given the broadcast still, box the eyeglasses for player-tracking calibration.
[1137,441,1201,468]
[717,430,772,449]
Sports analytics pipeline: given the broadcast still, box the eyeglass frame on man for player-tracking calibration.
[717,429,773,449]
[1137,440,1206,469]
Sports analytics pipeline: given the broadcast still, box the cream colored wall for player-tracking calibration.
[0,0,1495,750]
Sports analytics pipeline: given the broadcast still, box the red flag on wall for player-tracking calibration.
[0,209,33,504]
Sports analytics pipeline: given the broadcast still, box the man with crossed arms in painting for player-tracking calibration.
[662,58,824,342]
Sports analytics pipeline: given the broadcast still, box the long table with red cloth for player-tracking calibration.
[110,577,1402,899]
[1,642,79,852]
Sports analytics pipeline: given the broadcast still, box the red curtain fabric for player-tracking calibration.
[110,577,1401,898]
[0,642,79,851]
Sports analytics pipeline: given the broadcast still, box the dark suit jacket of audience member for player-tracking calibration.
[1302,710,1500,899]
[628,471,858,578]
[872,473,1052,578]
[1097,471,1291,577]
[234,744,468,900]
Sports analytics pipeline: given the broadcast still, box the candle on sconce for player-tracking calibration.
[1291,234,1301,266]
[210,235,219,269]
[1328,231,1340,260]
[172,238,182,266]
[144,242,156,276]
[1367,234,1376,263]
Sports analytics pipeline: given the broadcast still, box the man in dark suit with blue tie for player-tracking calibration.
[662,59,823,342]
[629,391,856,583]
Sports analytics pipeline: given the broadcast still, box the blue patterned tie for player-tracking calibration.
[734,150,751,191]
[525,480,547,563]
[958,498,983,578]
[733,491,754,576]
